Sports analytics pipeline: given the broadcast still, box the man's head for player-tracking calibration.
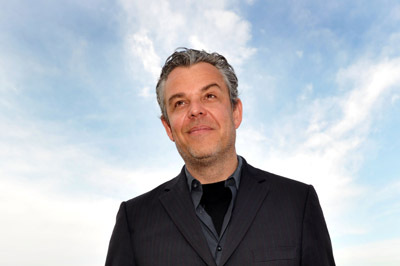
[156,48,239,124]
[156,48,242,166]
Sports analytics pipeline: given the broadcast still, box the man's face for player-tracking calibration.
[161,62,242,163]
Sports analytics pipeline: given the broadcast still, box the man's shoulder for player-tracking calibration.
[242,161,315,207]
[243,160,311,192]
[123,169,184,208]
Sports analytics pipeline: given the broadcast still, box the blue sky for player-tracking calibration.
[1,0,399,265]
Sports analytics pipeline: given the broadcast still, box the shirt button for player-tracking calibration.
[226,178,234,186]
[217,246,222,251]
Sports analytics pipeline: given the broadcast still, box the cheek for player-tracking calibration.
[169,117,185,136]
[221,110,235,126]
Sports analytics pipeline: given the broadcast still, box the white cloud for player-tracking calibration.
[0,106,180,266]
[127,30,161,80]
[335,238,400,266]
[0,109,176,196]
[119,0,256,95]
[333,57,400,136]
[0,177,118,266]
[0,116,178,266]
[237,56,400,239]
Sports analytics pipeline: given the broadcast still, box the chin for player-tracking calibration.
[177,146,219,164]
[189,150,217,161]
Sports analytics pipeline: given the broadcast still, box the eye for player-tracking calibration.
[174,100,185,108]
[206,94,216,99]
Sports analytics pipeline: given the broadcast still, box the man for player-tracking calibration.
[106,48,335,266]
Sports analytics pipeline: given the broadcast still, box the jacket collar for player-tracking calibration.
[159,159,271,266]
[159,167,217,266]
[219,159,270,265]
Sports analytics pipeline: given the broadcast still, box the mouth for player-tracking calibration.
[187,125,213,135]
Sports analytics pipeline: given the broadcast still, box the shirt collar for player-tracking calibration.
[185,155,243,192]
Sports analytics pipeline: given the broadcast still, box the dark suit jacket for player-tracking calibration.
[106,159,335,266]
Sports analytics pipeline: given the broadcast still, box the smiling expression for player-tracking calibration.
[161,62,242,164]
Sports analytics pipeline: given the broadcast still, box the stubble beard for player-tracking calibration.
[176,129,237,169]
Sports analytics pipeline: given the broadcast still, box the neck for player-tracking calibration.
[185,152,238,184]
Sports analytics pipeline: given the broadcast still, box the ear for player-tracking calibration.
[232,98,243,129]
[161,116,175,142]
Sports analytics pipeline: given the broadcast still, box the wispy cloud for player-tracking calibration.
[238,55,400,239]
[127,30,161,79]
[0,177,117,266]
[119,0,256,97]
[0,94,179,266]
[335,238,400,266]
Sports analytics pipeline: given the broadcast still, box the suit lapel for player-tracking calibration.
[159,170,217,266]
[219,162,271,265]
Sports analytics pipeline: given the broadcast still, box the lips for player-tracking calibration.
[187,125,213,134]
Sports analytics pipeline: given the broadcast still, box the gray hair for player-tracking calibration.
[156,48,239,123]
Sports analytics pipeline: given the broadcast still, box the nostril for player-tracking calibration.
[190,111,204,117]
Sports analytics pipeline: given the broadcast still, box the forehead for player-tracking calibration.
[164,62,227,94]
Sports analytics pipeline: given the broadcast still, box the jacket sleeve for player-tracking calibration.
[105,202,135,266]
[301,185,336,266]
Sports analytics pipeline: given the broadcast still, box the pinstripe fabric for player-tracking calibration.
[105,159,335,266]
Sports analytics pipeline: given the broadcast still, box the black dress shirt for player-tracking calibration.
[185,156,243,265]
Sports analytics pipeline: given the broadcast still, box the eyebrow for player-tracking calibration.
[167,83,222,106]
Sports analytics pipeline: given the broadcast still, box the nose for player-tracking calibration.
[188,100,206,118]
